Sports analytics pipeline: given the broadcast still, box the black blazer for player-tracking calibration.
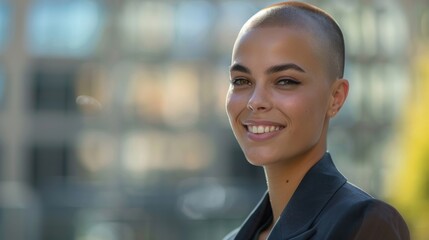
[223,153,410,240]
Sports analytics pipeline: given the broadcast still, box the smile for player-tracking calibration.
[246,125,284,134]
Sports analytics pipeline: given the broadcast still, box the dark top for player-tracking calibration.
[223,153,410,240]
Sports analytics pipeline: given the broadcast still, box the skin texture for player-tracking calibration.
[226,26,349,238]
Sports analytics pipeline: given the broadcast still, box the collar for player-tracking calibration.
[235,152,347,240]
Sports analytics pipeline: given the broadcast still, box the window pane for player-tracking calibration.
[214,2,257,55]
[173,1,214,58]
[0,1,11,52]
[76,130,117,179]
[121,131,212,182]
[31,66,77,112]
[124,64,165,121]
[28,0,103,57]
[121,2,174,55]
[29,143,71,189]
[161,65,200,127]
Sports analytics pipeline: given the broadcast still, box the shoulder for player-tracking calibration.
[317,183,410,240]
[318,181,373,215]
[351,199,410,240]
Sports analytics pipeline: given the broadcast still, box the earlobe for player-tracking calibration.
[329,79,349,117]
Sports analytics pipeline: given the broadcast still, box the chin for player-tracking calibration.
[243,149,280,166]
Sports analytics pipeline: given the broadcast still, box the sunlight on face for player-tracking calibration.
[226,27,334,166]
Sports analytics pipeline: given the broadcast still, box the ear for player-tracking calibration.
[328,79,349,118]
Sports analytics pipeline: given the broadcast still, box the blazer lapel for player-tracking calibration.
[233,192,272,240]
[269,153,347,240]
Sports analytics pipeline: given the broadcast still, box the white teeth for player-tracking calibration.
[248,125,283,134]
[250,126,258,133]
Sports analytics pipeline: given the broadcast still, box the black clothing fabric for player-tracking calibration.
[223,153,410,240]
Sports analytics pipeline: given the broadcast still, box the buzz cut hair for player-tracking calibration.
[239,1,345,79]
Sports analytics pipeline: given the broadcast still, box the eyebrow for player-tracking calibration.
[229,63,305,75]
[229,63,251,74]
[265,63,305,75]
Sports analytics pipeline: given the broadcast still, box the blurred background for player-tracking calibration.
[0,0,428,239]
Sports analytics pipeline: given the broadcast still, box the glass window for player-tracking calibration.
[377,4,408,57]
[121,2,174,55]
[0,1,11,52]
[214,2,258,55]
[123,64,165,122]
[29,143,72,189]
[32,66,77,112]
[360,7,377,57]
[121,131,212,181]
[123,63,200,126]
[76,130,117,179]
[173,1,214,58]
[75,63,110,114]
[161,64,200,127]
[28,0,103,57]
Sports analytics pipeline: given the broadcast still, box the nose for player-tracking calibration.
[247,85,272,112]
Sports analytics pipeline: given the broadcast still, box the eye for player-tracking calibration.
[231,78,252,86]
[276,78,300,86]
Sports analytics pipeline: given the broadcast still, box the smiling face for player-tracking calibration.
[226,26,342,167]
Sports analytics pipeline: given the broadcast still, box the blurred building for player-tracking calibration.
[0,0,427,239]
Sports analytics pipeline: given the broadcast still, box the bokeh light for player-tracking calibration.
[0,0,427,239]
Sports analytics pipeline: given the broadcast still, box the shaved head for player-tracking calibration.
[236,1,345,79]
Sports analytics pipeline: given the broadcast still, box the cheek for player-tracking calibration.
[279,92,329,124]
[303,95,330,132]
[226,90,247,119]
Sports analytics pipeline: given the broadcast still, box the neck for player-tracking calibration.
[264,149,326,223]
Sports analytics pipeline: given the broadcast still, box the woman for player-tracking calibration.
[223,2,409,240]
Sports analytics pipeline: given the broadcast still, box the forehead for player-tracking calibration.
[231,27,326,75]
